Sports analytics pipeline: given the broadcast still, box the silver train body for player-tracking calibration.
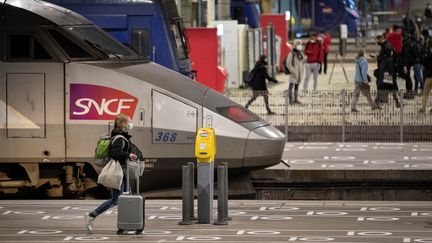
[0,0,285,197]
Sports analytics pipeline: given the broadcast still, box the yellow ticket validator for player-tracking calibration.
[195,128,216,163]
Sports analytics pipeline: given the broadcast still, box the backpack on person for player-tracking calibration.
[283,54,296,75]
[94,134,127,167]
[245,68,255,84]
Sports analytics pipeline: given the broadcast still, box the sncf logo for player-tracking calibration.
[70,84,138,120]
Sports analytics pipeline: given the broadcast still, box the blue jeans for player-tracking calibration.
[93,173,127,217]
[413,63,424,90]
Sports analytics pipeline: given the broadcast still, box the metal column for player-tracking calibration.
[197,162,214,224]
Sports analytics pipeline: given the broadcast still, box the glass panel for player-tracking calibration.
[48,29,93,58]
[66,26,137,59]
[34,39,52,59]
[9,35,31,59]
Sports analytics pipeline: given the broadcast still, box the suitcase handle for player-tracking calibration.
[125,160,142,195]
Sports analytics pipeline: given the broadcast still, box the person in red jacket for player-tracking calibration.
[386,25,403,76]
[303,32,324,91]
[319,31,331,74]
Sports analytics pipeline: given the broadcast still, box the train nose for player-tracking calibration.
[243,125,286,168]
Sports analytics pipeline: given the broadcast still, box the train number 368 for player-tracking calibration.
[155,132,177,142]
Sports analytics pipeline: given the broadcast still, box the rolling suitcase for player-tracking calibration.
[117,161,145,235]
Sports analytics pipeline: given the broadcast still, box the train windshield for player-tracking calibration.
[65,26,139,59]
[216,106,260,123]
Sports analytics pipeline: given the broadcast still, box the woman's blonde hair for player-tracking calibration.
[114,113,129,130]
[357,49,365,58]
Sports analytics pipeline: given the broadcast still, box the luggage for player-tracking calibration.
[117,161,145,235]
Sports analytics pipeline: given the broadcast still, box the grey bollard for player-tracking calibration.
[188,162,196,220]
[214,165,228,225]
[197,161,214,224]
[179,165,193,225]
[222,162,231,221]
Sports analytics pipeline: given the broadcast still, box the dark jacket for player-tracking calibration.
[109,129,132,166]
[402,38,421,66]
[423,51,432,78]
[377,41,393,66]
[249,62,277,91]
[403,17,416,37]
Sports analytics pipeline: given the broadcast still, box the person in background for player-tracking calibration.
[375,34,400,108]
[420,30,432,114]
[421,29,432,93]
[85,114,138,233]
[425,3,432,20]
[402,13,420,41]
[321,31,331,74]
[351,49,381,112]
[386,25,403,77]
[401,33,423,99]
[245,55,278,115]
[286,39,305,105]
[420,71,432,114]
[303,32,323,92]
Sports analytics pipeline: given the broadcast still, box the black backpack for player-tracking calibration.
[245,68,255,84]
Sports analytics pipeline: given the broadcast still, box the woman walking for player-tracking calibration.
[245,55,278,114]
[351,49,381,112]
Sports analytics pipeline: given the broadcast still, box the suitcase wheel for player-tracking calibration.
[116,229,123,235]
[135,230,142,235]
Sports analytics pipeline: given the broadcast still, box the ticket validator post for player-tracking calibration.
[195,128,216,224]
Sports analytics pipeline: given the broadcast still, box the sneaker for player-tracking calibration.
[267,111,276,115]
[294,100,302,105]
[85,212,95,233]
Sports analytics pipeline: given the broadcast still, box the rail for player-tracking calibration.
[226,90,432,142]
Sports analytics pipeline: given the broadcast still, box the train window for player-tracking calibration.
[9,34,31,59]
[66,26,138,59]
[34,39,51,59]
[48,29,93,58]
[131,29,150,58]
[216,106,260,123]
[7,34,52,60]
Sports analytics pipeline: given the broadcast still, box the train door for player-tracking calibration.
[150,90,198,166]
[0,34,65,161]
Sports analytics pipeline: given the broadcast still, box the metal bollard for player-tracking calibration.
[284,90,289,143]
[341,90,346,142]
[188,162,196,220]
[222,162,231,221]
[214,165,228,225]
[179,165,193,225]
[399,91,404,143]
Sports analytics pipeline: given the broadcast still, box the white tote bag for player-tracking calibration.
[97,159,124,190]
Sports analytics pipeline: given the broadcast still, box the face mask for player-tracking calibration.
[127,122,134,131]
[296,45,303,51]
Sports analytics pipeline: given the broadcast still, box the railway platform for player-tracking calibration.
[252,142,432,200]
[0,199,431,243]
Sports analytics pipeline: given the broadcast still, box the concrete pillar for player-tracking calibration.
[261,0,272,14]
[207,0,215,27]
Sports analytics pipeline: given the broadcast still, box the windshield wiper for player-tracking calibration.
[83,39,112,59]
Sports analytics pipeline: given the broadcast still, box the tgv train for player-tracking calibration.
[0,0,285,197]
